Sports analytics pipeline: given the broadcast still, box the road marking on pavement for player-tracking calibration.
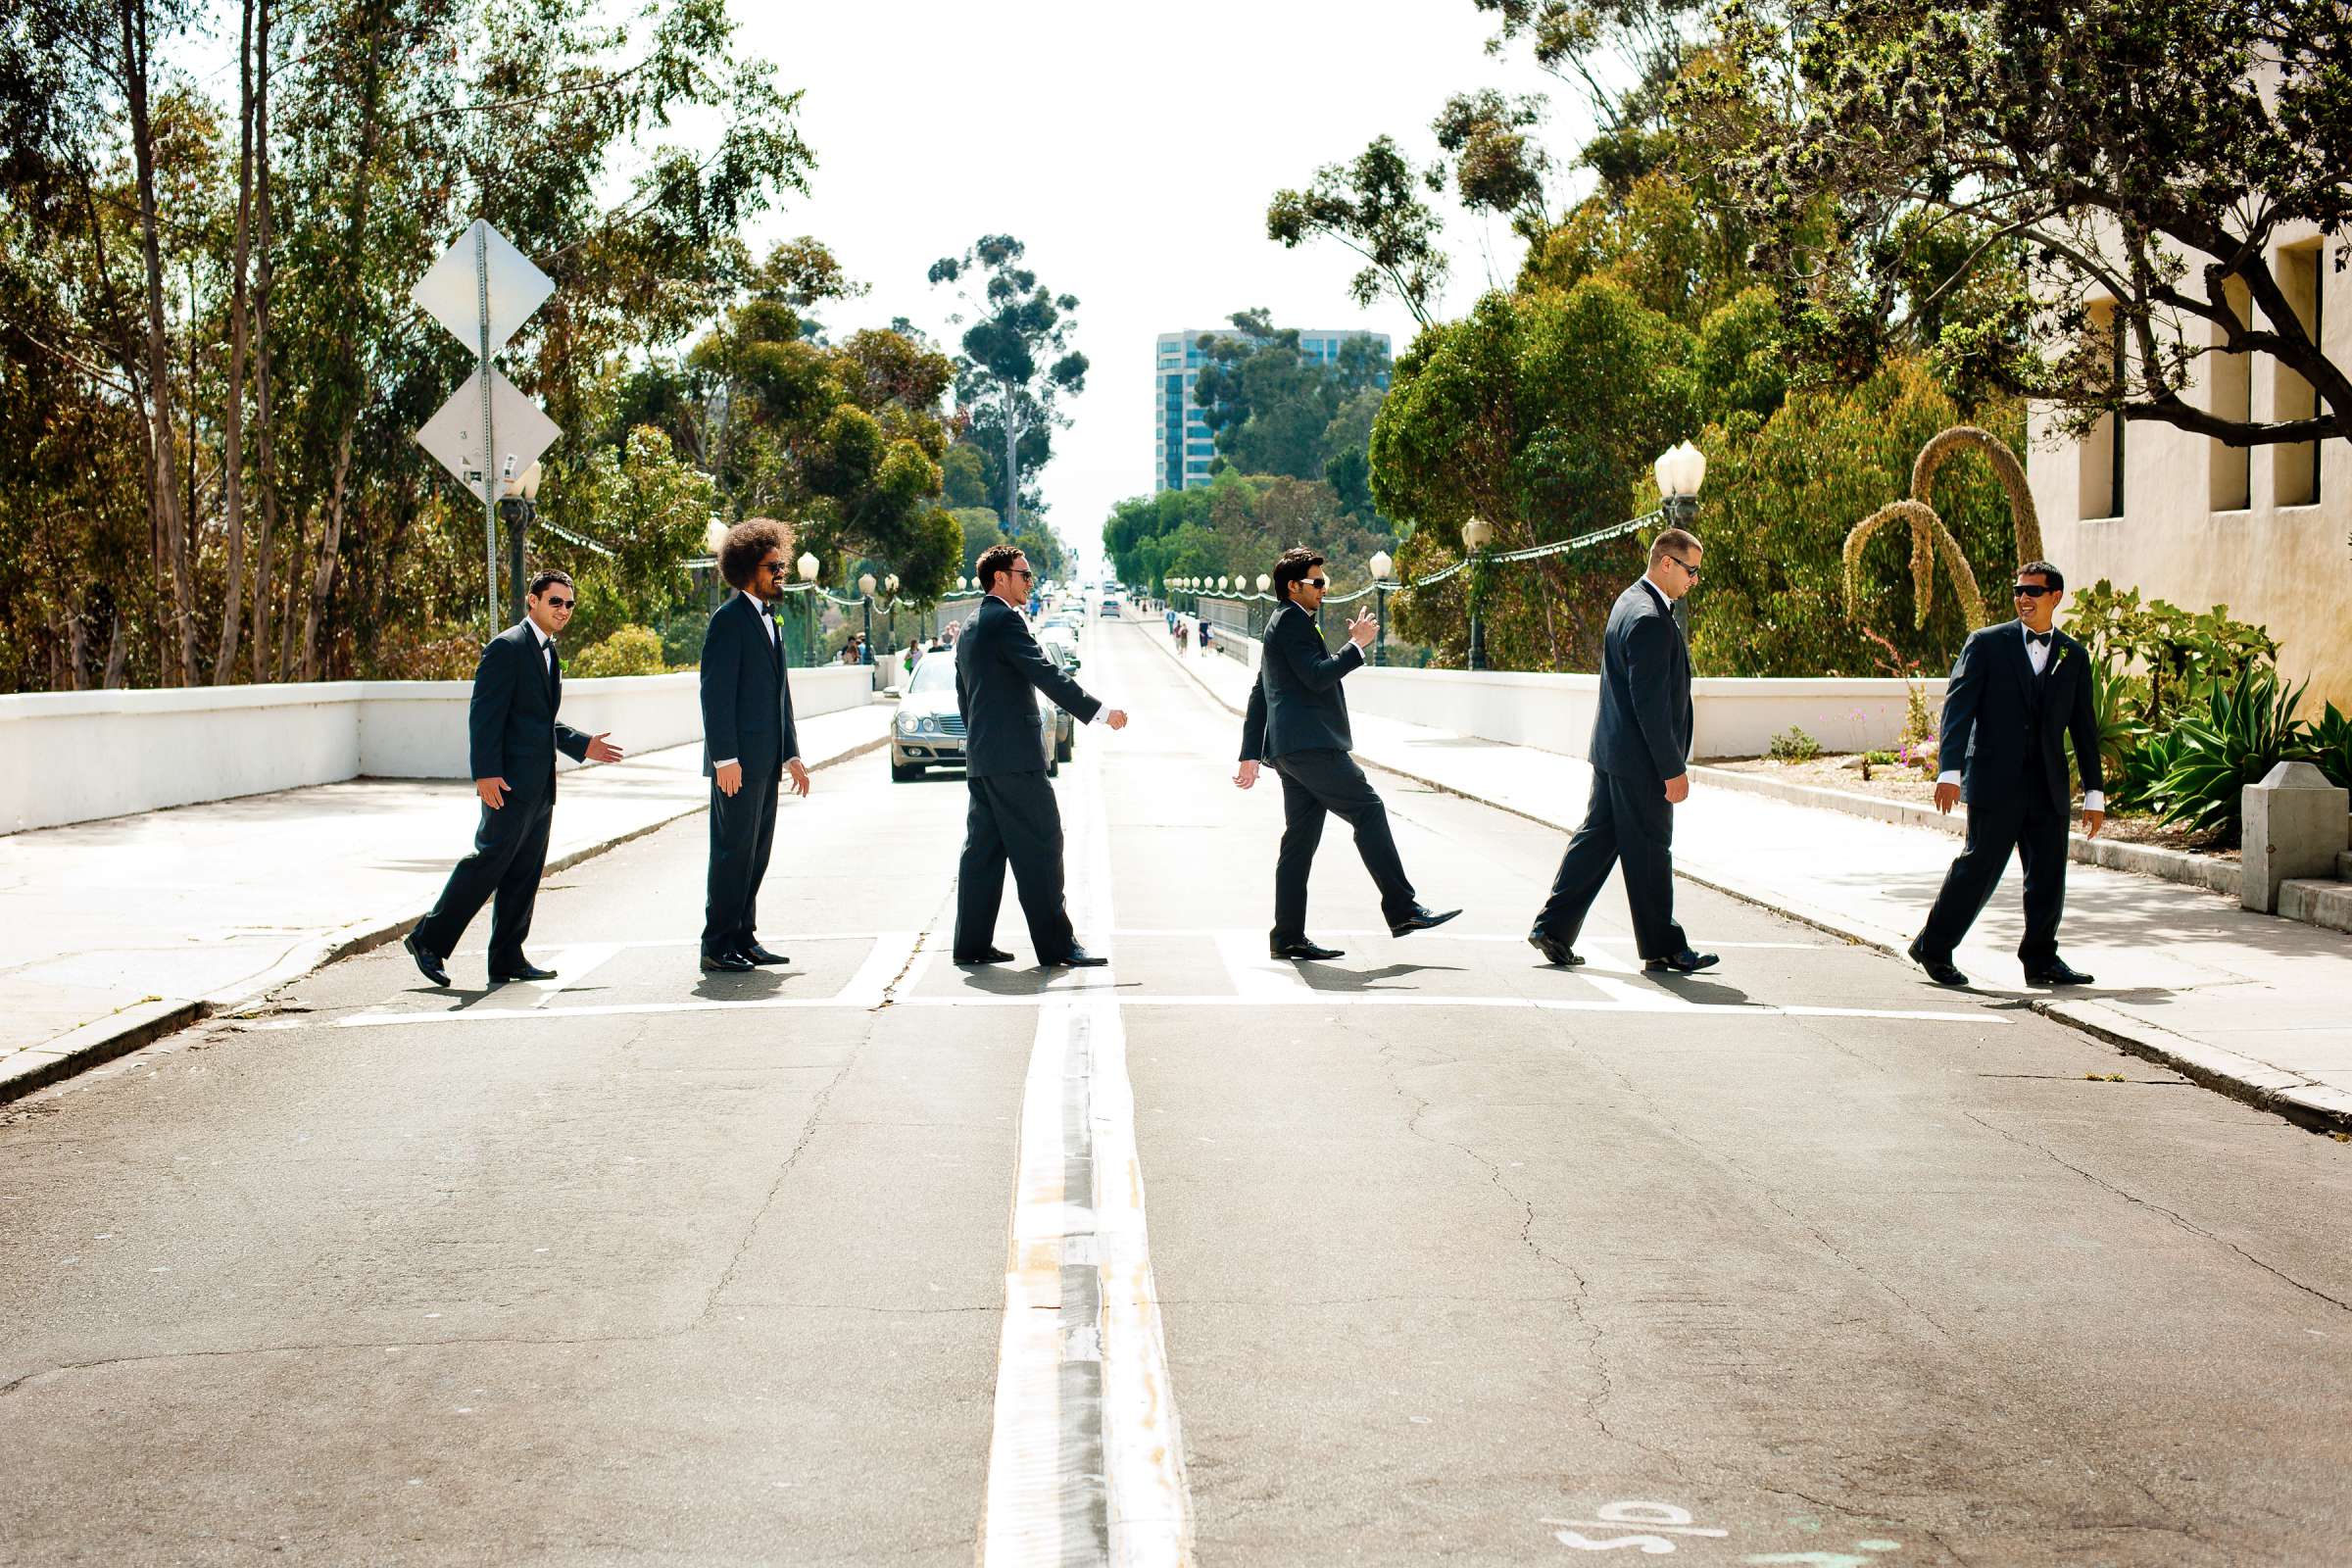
[529,943,622,1006]
[1213,929,1317,1001]
[833,930,923,1008]
[981,652,1191,1566]
[1113,930,1825,950]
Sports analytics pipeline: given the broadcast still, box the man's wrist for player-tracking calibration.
[713,758,737,769]
[1936,770,1961,786]
[2082,790,2105,812]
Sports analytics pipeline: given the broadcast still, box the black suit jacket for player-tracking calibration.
[1588,579,1693,791]
[468,621,591,784]
[699,593,801,776]
[956,595,1102,778]
[1240,600,1365,761]
[1938,620,2103,811]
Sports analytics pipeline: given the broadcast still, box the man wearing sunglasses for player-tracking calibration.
[1909,560,2104,988]
[953,544,1127,967]
[1528,527,1718,974]
[1236,547,1459,960]
[699,519,812,974]
[405,567,625,988]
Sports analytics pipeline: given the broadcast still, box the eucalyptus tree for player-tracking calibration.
[927,233,1086,535]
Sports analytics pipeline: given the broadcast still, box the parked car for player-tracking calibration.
[890,645,1061,782]
[1037,632,1082,763]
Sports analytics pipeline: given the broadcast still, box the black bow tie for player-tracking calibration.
[2026,630,2052,647]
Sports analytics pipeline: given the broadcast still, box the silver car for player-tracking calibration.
[890,647,1062,783]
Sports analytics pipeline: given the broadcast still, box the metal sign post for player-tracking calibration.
[410,220,557,639]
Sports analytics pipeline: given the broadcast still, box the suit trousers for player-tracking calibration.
[955,771,1078,961]
[1915,785,2069,968]
[417,771,557,968]
[1534,766,1689,960]
[1269,748,1416,940]
[704,763,781,956]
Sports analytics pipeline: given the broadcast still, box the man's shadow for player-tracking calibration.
[691,966,800,1002]
[954,964,1139,998]
[1642,971,1749,1006]
[1298,961,1463,994]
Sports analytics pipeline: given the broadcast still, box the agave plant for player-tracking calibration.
[1843,425,2040,634]
[2157,665,2309,844]
[2292,701,2352,793]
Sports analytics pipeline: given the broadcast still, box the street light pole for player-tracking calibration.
[1369,550,1393,667]
[1460,516,1494,672]
[797,551,819,666]
[858,572,876,664]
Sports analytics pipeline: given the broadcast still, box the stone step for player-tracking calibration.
[2338,849,2352,882]
[2279,877,2352,936]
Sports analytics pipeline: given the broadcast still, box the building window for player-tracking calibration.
[2275,246,2323,508]
[2078,303,2125,521]
[2209,276,2252,512]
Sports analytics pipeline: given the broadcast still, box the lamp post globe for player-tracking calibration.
[884,573,899,595]
[1460,518,1494,673]
[1460,515,1494,552]
[797,552,819,583]
[1369,551,1393,581]
[856,573,877,664]
[1655,441,1705,527]
[1255,572,1271,594]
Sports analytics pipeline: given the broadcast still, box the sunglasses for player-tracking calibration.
[756,559,787,575]
[1304,577,1330,590]
[1666,556,1700,582]
[542,596,574,610]
[1012,568,1035,581]
[2012,583,2057,598]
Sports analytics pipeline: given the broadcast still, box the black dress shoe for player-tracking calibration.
[1049,947,1109,968]
[402,932,450,988]
[1643,949,1721,973]
[2025,959,2095,986]
[1271,939,1345,961]
[954,948,1017,965]
[741,945,789,966]
[1906,940,1969,987]
[488,962,558,983]
[1527,930,1585,967]
[1388,905,1462,938]
[699,950,755,973]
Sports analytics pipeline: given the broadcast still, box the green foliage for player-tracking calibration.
[1685,359,2027,677]
[2157,666,2308,845]
[928,234,1085,535]
[364,622,482,682]
[1768,725,1823,762]
[1373,279,1695,669]
[546,426,714,651]
[1100,473,1386,595]
[1705,0,2350,448]
[569,624,666,678]
[1266,136,1448,328]
[1190,314,1392,484]
[2293,703,2352,793]
[2065,581,2279,730]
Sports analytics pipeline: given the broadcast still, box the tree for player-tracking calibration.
[1189,312,1393,481]
[551,425,714,651]
[928,234,1086,536]
[1371,280,1696,667]
[1267,137,1449,329]
[1706,0,2350,450]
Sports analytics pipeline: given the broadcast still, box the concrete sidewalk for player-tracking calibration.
[1152,626,2352,1133]
[0,704,893,1102]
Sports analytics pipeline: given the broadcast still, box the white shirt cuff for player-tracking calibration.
[1086,700,1117,726]
[2082,791,2104,812]
[1936,770,1960,786]
[713,758,736,769]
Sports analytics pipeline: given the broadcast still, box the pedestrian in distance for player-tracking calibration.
[1527,528,1719,974]
[952,544,1129,968]
[405,569,623,988]
[1235,547,1459,961]
[698,520,811,975]
[1908,560,2105,988]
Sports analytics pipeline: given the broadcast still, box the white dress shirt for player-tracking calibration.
[1937,623,2103,811]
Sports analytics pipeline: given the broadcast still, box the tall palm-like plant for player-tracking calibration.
[1842,425,2045,635]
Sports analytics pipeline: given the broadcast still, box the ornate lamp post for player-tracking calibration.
[858,572,877,663]
[1653,440,1707,529]
[797,550,819,666]
[883,572,900,654]
[1369,550,1394,666]
[1460,515,1494,672]
[1254,571,1272,638]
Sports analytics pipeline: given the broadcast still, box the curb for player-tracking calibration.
[1139,627,2350,1137]
[0,726,891,1107]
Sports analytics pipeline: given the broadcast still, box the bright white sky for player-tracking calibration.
[730,0,1581,577]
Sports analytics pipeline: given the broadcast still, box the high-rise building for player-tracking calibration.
[1152,326,1392,494]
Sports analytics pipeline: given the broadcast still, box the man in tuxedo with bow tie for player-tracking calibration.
[405,569,624,987]
[1909,560,2105,988]
[700,520,812,973]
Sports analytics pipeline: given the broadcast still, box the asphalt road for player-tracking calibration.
[3,619,2348,1567]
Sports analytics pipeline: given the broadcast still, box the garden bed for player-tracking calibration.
[1710,753,2238,859]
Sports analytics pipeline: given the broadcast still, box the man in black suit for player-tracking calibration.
[698,520,813,973]
[1527,528,1718,974]
[1235,547,1458,960]
[1909,560,2105,987]
[953,544,1127,968]
[405,569,624,987]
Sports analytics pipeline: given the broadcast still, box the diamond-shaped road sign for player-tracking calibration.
[414,367,563,493]
[410,220,554,356]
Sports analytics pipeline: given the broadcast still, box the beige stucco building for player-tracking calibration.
[2029,222,2349,710]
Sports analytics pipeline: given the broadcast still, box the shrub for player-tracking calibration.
[570,624,666,678]
[1768,725,1823,762]
[2067,581,2278,728]
[367,621,481,681]
[2157,664,2307,844]
[2294,702,2352,793]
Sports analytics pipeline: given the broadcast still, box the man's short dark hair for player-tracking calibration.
[2018,559,2064,592]
[526,568,573,598]
[975,543,1026,593]
[1272,547,1326,605]
[1648,527,1701,567]
[719,519,789,591]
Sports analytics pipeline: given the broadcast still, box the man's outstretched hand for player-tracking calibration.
[1104,709,1129,730]
[585,732,623,763]
[1348,608,1377,648]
